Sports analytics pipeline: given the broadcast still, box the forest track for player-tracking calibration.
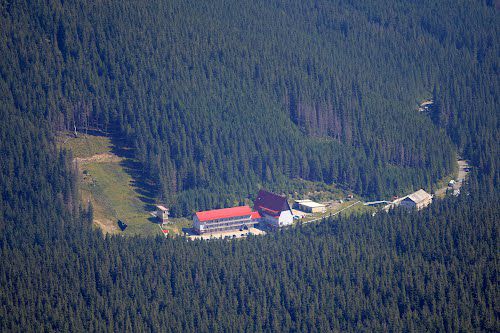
[434,158,470,197]
[303,201,361,224]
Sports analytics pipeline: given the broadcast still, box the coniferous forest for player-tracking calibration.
[0,0,499,331]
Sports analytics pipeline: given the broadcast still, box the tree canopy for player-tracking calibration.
[0,1,498,331]
[8,0,499,213]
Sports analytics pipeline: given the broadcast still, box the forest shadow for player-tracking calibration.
[83,128,110,138]
[182,227,195,235]
[108,133,159,215]
[147,216,159,224]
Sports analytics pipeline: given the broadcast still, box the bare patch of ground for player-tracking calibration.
[94,218,119,234]
[75,153,123,164]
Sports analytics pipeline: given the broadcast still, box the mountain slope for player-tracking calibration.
[0,1,498,331]
[3,0,488,214]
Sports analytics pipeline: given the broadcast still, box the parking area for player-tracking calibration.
[186,227,266,240]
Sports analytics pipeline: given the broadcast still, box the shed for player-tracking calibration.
[156,205,169,224]
[400,189,432,210]
[294,199,326,213]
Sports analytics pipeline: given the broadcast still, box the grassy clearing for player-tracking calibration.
[58,132,161,237]
[80,161,159,236]
[59,131,435,236]
[334,202,377,218]
[165,218,192,235]
[298,199,376,224]
[57,132,113,158]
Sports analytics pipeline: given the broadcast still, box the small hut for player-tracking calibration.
[156,205,169,225]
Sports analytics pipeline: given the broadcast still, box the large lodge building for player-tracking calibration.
[399,189,432,210]
[193,206,261,235]
[192,189,294,234]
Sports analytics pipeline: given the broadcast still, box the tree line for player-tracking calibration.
[8,0,497,214]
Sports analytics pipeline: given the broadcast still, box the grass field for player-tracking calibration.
[335,201,377,218]
[298,198,377,225]
[58,131,163,237]
[57,132,113,158]
[80,162,159,236]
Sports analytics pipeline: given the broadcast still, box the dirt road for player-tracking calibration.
[434,159,470,197]
[457,159,469,182]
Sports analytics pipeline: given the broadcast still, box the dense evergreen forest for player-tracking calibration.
[8,0,496,214]
[0,0,498,331]
[0,125,498,331]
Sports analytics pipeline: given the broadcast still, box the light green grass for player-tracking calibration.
[57,132,113,158]
[166,218,192,235]
[82,162,160,237]
[334,202,377,218]
[298,200,377,225]
[59,132,161,237]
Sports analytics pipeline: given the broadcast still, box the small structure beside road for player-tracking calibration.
[418,100,433,112]
[294,199,326,213]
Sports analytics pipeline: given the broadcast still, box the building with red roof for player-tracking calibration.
[254,189,293,229]
[193,205,261,234]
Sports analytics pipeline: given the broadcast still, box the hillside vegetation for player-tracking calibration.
[58,133,162,236]
[0,1,498,331]
[8,0,499,214]
[1,129,498,331]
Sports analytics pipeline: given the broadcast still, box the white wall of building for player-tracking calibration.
[278,210,293,226]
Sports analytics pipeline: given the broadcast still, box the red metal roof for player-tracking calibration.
[195,206,253,222]
[250,211,261,219]
[260,206,280,216]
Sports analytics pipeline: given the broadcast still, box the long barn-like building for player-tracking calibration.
[193,206,261,234]
[399,189,432,210]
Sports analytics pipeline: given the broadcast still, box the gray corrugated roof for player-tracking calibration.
[296,200,325,208]
[406,189,432,204]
